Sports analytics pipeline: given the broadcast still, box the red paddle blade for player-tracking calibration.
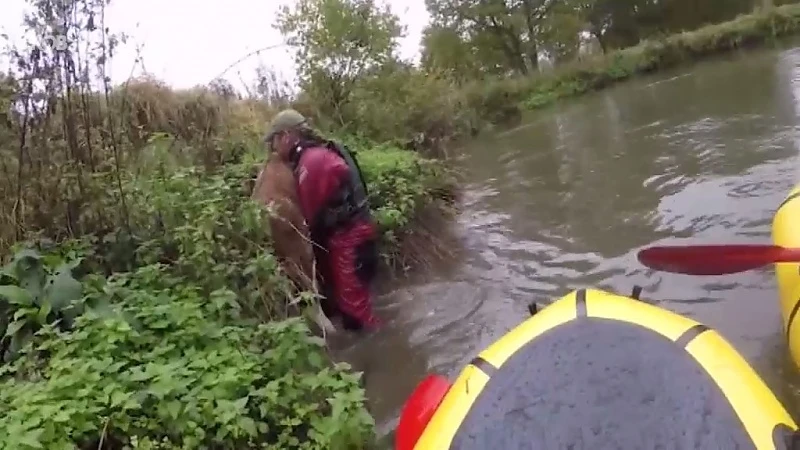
[637,245,800,275]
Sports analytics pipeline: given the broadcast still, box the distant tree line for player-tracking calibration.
[420,0,798,79]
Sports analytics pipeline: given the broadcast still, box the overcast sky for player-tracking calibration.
[0,0,430,90]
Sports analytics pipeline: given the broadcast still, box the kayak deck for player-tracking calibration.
[453,316,750,448]
[413,289,797,450]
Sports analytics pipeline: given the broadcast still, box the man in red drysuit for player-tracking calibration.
[265,109,383,332]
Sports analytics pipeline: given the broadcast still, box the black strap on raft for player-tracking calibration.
[773,423,800,449]
[527,287,642,319]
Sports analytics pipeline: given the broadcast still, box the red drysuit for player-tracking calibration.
[294,144,382,331]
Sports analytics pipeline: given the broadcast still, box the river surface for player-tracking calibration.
[334,43,800,442]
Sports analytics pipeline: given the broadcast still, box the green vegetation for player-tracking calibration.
[1,0,800,447]
[0,250,374,449]
[0,0,456,447]
[0,139,450,448]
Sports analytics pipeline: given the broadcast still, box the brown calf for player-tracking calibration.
[250,153,338,336]
[251,153,316,292]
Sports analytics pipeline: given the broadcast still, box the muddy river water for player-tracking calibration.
[334,43,800,442]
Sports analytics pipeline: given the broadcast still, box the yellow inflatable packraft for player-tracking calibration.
[773,184,800,371]
[400,289,797,450]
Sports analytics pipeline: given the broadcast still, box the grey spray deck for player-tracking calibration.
[450,314,758,449]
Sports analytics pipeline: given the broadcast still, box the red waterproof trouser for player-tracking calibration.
[319,219,381,330]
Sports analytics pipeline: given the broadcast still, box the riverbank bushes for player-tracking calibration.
[0,1,457,443]
[0,104,454,448]
[0,124,454,448]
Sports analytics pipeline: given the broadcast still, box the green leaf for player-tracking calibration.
[15,256,45,303]
[307,351,324,369]
[0,285,34,305]
[36,301,52,324]
[238,416,258,437]
[18,428,43,448]
[42,254,63,269]
[5,319,25,338]
[43,264,83,311]
[234,396,249,411]
[110,390,131,407]
[166,400,181,420]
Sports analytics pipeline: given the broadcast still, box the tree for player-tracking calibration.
[537,1,587,63]
[423,0,558,75]
[275,0,404,123]
[420,25,481,80]
[421,0,780,80]
[576,0,756,53]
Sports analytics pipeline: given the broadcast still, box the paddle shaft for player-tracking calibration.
[771,248,800,262]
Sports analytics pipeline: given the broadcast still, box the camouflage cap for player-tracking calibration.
[265,109,309,144]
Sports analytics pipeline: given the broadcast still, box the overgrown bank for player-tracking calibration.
[0,87,455,448]
[0,0,456,445]
[514,4,800,112]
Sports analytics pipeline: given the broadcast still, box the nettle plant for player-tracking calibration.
[126,162,312,321]
[0,258,375,449]
[0,247,110,362]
